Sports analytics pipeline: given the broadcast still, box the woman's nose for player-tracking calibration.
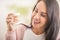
[34,13,40,20]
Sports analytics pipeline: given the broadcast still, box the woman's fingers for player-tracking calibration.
[13,15,18,23]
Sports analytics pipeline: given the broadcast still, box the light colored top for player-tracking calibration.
[23,28,45,40]
[5,24,60,40]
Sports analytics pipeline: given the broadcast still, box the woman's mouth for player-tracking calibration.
[34,21,40,24]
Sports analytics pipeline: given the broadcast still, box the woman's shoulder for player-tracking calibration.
[16,23,27,31]
[14,23,30,40]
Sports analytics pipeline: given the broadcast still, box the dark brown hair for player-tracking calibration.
[32,0,59,40]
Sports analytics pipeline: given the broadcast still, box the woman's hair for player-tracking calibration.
[32,0,59,40]
[21,0,59,40]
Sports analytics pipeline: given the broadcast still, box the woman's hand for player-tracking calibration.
[6,13,18,31]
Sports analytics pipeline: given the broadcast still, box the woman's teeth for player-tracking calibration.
[34,21,40,24]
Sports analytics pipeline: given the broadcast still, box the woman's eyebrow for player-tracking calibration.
[41,10,47,14]
[42,12,47,14]
[41,12,48,15]
[35,7,47,14]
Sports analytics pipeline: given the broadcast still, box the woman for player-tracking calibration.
[5,0,60,40]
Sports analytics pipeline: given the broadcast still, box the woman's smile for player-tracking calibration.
[34,20,40,24]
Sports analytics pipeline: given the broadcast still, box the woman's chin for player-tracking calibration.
[33,25,40,28]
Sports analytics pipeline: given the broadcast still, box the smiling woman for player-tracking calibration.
[5,0,60,40]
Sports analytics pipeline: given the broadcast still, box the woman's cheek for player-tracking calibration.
[41,18,47,24]
[43,19,47,25]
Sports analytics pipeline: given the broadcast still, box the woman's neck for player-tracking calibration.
[31,27,45,35]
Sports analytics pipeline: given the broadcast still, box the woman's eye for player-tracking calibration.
[41,12,47,17]
[34,9,38,13]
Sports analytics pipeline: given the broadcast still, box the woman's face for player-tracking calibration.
[32,1,48,29]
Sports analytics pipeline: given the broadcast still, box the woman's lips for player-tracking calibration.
[34,21,40,24]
